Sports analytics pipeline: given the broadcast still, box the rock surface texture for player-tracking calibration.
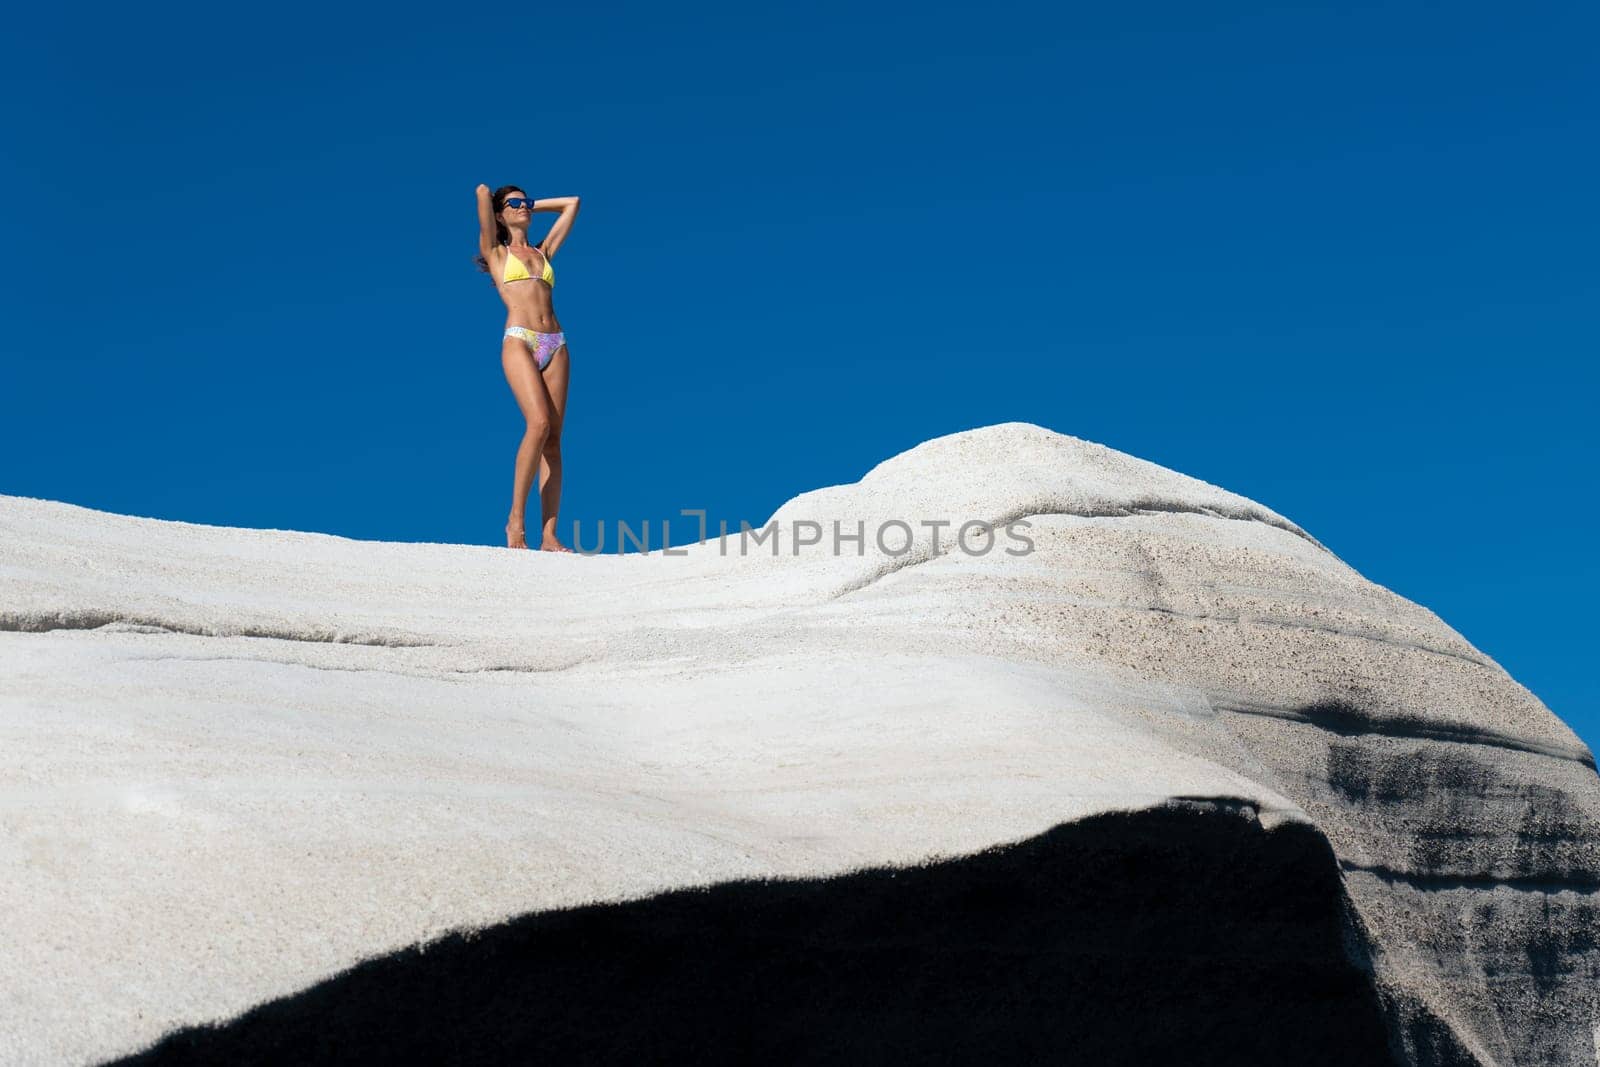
[1,422,1595,1065]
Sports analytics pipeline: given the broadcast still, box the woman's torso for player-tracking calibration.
[493,244,560,331]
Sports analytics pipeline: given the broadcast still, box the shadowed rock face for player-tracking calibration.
[112,805,1403,1067]
[2,422,1595,1065]
[1250,714,1600,1066]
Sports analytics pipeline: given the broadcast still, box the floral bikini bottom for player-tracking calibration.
[504,327,566,372]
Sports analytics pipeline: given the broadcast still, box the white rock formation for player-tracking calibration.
[1,422,1594,1064]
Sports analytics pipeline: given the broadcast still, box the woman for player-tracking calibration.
[475,183,582,551]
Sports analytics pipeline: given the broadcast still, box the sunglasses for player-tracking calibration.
[504,197,534,209]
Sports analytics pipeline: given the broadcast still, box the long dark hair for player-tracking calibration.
[474,184,544,275]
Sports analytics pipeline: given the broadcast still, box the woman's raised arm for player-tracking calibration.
[533,196,581,260]
[476,184,499,259]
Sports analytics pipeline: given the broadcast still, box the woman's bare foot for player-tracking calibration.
[540,537,574,553]
[506,520,529,549]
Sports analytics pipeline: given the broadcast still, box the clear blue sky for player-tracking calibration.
[3,2,1595,752]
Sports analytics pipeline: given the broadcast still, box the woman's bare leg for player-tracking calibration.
[501,337,554,549]
[537,344,572,551]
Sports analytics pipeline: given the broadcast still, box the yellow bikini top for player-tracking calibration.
[502,244,555,288]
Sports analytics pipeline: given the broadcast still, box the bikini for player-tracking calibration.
[500,245,565,371]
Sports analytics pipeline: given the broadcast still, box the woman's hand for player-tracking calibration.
[476,183,491,198]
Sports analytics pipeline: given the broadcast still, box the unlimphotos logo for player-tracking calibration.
[565,510,1036,557]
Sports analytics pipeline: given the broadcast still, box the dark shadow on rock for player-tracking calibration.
[1299,699,1596,771]
[110,803,1401,1066]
